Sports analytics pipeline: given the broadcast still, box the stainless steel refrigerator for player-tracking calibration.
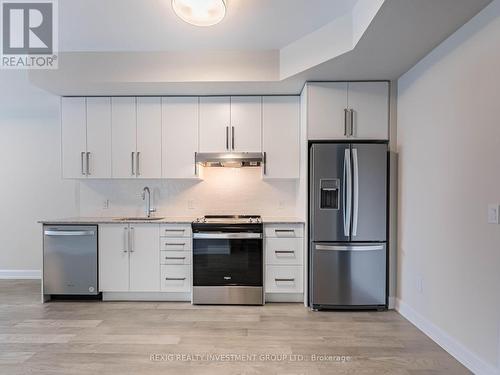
[309,142,388,310]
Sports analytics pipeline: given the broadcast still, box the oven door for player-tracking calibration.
[193,233,263,287]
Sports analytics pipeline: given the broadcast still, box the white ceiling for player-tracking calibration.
[32,0,494,95]
[59,0,358,51]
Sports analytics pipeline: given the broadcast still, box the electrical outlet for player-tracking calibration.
[103,199,110,209]
[416,276,423,294]
[278,200,285,209]
[188,200,195,210]
[488,204,499,224]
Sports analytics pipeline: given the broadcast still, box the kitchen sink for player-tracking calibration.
[114,217,164,221]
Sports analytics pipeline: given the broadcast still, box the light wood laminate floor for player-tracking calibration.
[0,280,470,374]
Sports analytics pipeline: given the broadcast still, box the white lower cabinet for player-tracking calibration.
[265,266,303,293]
[159,224,192,294]
[264,223,304,299]
[99,224,160,293]
[128,224,160,292]
[161,265,191,292]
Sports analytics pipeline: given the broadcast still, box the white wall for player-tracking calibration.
[397,1,500,372]
[0,72,79,274]
[78,168,300,218]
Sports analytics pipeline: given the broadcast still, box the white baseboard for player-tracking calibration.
[265,293,304,303]
[103,292,191,302]
[396,299,499,375]
[0,269,41,279]
[388,296,396,309]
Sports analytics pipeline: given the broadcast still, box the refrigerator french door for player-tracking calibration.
[309,142,388,309]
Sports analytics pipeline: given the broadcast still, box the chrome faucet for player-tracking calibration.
[141,187,156,218]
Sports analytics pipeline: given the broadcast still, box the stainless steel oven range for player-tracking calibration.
[192,215,264,305]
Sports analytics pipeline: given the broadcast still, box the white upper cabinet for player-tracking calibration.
[199,96,231,153]
[306,82,389,140]
[112,97,137,178]
[136,97,162,179]
[348,82,389,139]
[307,82,348,140]
[262,96,300,179]
[199,96,262,153]
[61,97,87,179]
[61,97,111,179]
[230,96,262,152]
[86,97,112,178]
[162,97,199,179]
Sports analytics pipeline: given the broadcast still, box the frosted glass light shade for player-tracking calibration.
[172,0,226,27]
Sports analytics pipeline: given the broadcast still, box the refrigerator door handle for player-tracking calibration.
[315,244,384,251]
[352,148,359,236]
[343,149,352,237]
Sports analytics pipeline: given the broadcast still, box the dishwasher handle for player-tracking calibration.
[44,230,96,236]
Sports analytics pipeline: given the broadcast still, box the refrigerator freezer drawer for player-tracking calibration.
[311,242,386,308]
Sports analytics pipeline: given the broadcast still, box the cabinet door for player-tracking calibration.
[199,96,230,153]
[136,97,162,178]
[61,97,87,179]
[112,97,137,178]
[162,97,199,178]
[307,82,348,140]
[230,96,262,152]
[86,97,112,178]
[262,96,300,179]
[348,82,389,140]
[99,224,130,292]
[129,224,160,292]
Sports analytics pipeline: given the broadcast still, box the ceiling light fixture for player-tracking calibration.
[172,0,226,27]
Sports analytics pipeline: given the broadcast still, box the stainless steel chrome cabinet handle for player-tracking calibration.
[275,250,295,254]
[164,229,185,234]
[226,126,229,150]
[165,243,186,246]
[165,257,186,260]
[86,152,91,175]
[194,152,197,176]
[123,227,128,253]
[136,152,140,176]
[165,277,186,281]
[344,108,349,136]
[275,278,295,282]
[81,152,86,176]
[131,152,135,176]
[350,109,354,136]
[263,152,267,175]
[129,227,134,252]
[232,126,235,150]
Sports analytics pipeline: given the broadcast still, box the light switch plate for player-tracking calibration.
[487,204,499,224]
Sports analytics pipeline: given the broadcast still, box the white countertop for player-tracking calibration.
[39,216,305,225]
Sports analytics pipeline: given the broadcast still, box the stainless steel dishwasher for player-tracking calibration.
[43,225,98,297]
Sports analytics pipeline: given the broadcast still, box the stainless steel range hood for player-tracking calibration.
[195,152,263,168]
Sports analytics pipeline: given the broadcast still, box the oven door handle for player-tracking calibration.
[193,233,262,239]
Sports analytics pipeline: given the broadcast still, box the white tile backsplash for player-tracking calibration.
[79,167,300,217]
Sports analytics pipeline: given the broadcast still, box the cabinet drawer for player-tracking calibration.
[264,224,304,238]
[265,266,303,293]
[160,224,191,238]
[160,251,192,265]
[265,238,303,265]
[160,237,192,251]
[160,265,191,292]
